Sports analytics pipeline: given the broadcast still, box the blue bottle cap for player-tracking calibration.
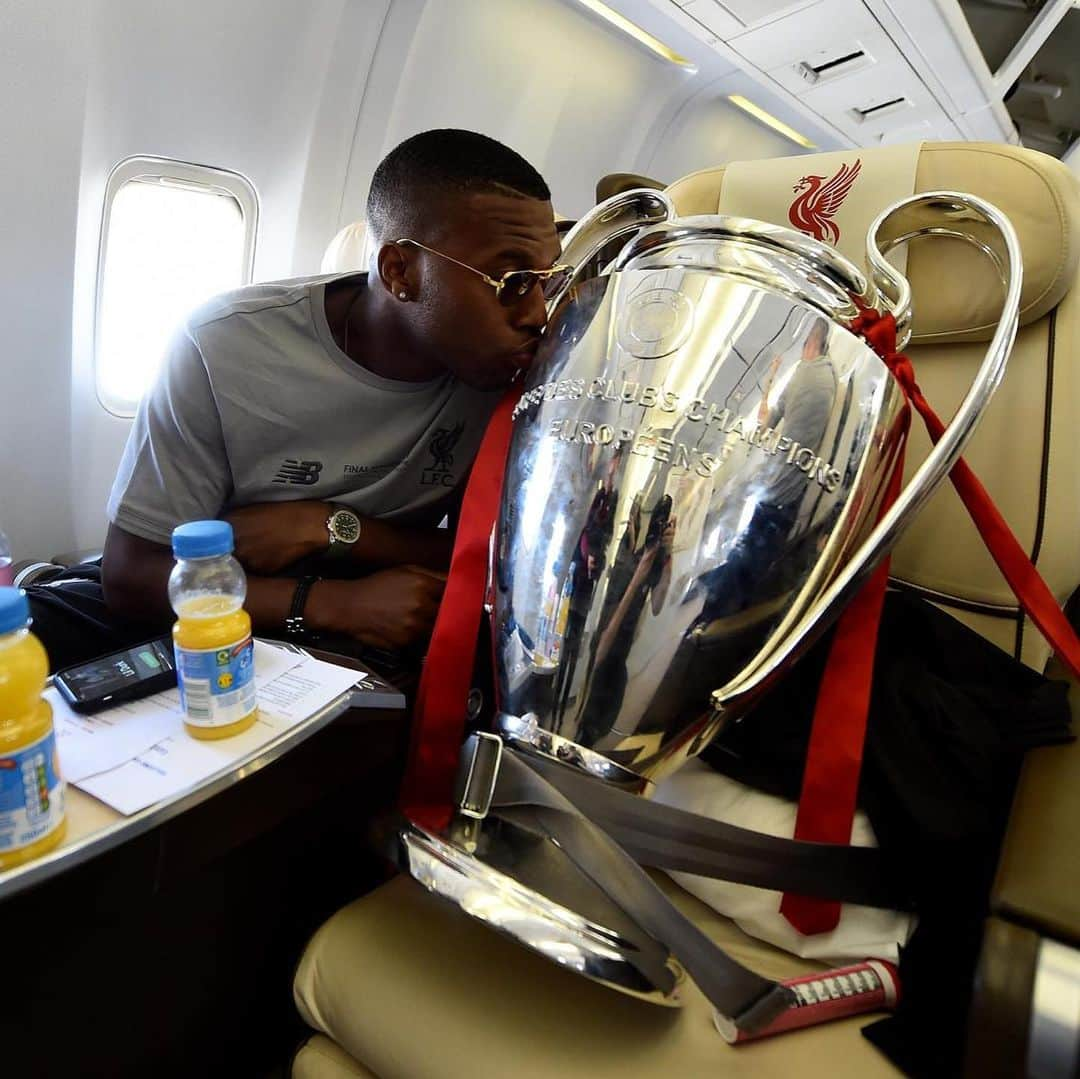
[0,586,30,635]
[172,520,235,559]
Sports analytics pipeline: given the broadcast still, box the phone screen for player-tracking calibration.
[59,638,175,703]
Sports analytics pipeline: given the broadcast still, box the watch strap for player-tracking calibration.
[285,576,320,639]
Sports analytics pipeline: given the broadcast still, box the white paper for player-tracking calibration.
[52,689,179,784]
[55,640,304,784]
[76,655,361,816]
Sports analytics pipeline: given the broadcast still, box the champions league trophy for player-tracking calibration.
[396,188,1022,1010]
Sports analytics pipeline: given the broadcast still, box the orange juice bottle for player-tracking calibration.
[0,587,66,869]
[170,521,257,740]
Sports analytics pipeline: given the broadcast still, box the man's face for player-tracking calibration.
[401,191,562,391]
[801,320,830,362]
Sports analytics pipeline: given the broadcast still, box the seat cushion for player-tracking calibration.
[294,874,902,1079]
[293,1035,381,1079]
[665,142,1080,344]
[887,296,1077,669]
[666,141,1080,670]
[654,761,914,964]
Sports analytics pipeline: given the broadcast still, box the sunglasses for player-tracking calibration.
[396,238,573,307]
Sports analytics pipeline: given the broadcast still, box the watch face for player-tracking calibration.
[330,510,360,544]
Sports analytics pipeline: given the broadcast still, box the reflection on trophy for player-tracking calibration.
[397,188,1022,1013]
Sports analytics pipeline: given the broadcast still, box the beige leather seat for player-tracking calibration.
[292,143,1080,1078]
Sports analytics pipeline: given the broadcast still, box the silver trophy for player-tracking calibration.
[398,188,1022,1005]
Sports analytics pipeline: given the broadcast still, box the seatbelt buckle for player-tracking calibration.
[454,731,503,820]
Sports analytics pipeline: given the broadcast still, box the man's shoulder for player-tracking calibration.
[185,273,348,334]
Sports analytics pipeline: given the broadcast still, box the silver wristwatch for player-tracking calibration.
[325,505,361,559]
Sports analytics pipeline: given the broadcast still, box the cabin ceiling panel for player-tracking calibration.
[727,0,881,68]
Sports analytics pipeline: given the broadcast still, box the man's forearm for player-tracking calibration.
[105,556,301,637]
[227,500,452,575]
[346,515,453,571]
[244,575,312,635]
[293,500,453,570]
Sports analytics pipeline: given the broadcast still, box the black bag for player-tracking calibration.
[702,589,1072,1077]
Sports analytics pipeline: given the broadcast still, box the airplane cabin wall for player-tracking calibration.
[643,80,808,185]
[331,0,692,230]
[1,1,89,565]
[67,0,370,555]
[2,0,808,565]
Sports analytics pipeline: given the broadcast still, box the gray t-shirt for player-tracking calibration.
[762,357,838,508]
[108,273,500,545]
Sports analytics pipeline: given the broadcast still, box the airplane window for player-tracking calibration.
[95,157,257,416]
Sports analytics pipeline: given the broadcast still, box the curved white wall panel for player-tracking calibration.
[1,0,812,560]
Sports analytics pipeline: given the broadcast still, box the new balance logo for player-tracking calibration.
[273,459,323,485]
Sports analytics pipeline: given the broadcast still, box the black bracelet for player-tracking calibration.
[284,576,320,639]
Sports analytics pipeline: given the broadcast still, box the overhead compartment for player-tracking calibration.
[729,0,960,141]
[639,0,1017,147]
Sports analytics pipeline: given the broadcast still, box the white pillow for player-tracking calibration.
[652,759,915,964]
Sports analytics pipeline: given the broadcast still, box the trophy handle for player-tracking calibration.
[713,191,1024,712]
[546,188,676,312]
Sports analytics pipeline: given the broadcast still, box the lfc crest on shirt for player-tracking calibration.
[421,421,465,487]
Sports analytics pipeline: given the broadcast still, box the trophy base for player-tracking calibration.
[396,814,685,1007]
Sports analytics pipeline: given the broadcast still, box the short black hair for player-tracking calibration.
[366,129,551,241]
[806,314,830,350]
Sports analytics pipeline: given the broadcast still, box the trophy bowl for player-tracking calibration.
[398,188,1022,1007]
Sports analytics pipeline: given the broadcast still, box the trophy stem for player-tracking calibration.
[497,712,654,795]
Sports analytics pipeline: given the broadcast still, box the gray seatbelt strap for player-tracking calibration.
[518,750,911,911]
[484,745,798,1033]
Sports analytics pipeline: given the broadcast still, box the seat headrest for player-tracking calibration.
[321,221,369,275]
[596,172,665,203]
[665,142,1080,344]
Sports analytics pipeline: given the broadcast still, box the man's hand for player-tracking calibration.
[758,354,783,424]
[225,501,329,574]
[307,566,447,649]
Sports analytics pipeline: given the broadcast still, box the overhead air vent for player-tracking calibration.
[795,44,874,86]
[851,96,913,124]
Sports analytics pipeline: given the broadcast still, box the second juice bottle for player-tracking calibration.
[170,521,257,740]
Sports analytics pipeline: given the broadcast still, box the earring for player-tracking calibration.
[398,290,408,300]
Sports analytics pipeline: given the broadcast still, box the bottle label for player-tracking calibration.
[175,635,256,728]
[0,730,65,853]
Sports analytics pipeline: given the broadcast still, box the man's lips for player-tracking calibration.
[508,342,540,369]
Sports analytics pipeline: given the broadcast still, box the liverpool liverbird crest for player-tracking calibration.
[787,158,862,245]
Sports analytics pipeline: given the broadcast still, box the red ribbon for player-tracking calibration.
[780,453,904,934]
[782,310,1080,935]
[398,388,521,832]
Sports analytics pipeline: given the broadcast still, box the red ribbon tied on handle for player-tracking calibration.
[782,309,1080,935]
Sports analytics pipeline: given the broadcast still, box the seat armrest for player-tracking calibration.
[991,666,1080,942]
[963,669,1079,1076]
[50,547,102,567]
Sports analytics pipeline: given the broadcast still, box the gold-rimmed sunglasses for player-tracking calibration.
[396,238,573,306]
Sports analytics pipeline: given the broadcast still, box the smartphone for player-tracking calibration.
[54,636,177,714]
